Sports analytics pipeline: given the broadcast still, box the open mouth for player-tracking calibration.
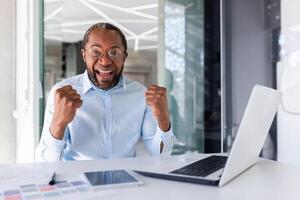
[95,69,114,80]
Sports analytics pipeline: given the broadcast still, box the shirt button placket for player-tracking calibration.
[104,92,113,158]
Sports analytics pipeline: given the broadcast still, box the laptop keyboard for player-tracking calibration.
[170,155,227,177]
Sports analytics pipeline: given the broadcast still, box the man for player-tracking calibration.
[35,23,174,161]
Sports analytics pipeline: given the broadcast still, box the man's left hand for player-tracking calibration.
[145,85,170,132]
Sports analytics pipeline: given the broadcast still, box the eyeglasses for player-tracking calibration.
[86,47,126,61]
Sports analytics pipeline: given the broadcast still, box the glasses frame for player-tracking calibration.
[85,46,126,61]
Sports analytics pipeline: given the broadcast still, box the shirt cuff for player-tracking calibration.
[40,129,65,159]
[157,126,174,155]
[44,129,66,151]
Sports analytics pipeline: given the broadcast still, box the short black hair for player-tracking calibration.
[82,23,127,51]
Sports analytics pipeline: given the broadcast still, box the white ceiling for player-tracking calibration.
[44,0,158,51]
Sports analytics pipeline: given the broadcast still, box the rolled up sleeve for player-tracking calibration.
[35,85,67,162]
[142,106,174,156]
[35,129,66,162]
[158,126,174,154]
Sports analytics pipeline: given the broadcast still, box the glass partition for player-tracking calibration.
[159,0,221,154]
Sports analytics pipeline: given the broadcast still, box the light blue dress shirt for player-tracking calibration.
[35,71,174,162]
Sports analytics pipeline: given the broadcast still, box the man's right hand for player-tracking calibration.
[50,85,82,140]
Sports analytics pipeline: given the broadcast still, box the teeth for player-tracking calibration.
[99,70,112,74]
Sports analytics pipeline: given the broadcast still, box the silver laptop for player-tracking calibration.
[134,85,282,187]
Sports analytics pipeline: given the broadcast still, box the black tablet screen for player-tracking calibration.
[84,170,138,186]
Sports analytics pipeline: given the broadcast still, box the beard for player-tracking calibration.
[87,64,124,90]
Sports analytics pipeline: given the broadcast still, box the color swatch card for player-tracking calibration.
[0,180,113,200]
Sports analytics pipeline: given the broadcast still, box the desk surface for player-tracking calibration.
[0,153,300,200]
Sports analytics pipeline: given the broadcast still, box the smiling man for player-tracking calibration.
[35,23,174,161]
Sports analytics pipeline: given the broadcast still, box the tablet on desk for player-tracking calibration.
[82,170,143,188]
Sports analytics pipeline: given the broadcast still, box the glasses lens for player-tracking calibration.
[108,47,123,60]
[88,48,102,58]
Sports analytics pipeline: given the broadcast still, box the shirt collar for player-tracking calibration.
[82,70,125,94]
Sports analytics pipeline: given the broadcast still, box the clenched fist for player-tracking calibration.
[50,85,82,140]
[145,85,170,132]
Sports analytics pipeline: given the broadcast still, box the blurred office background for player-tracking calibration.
[1,0,299,167]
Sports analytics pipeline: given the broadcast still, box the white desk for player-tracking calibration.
[0,153,300,200]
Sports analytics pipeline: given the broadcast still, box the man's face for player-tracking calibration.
[81,29,126,90]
